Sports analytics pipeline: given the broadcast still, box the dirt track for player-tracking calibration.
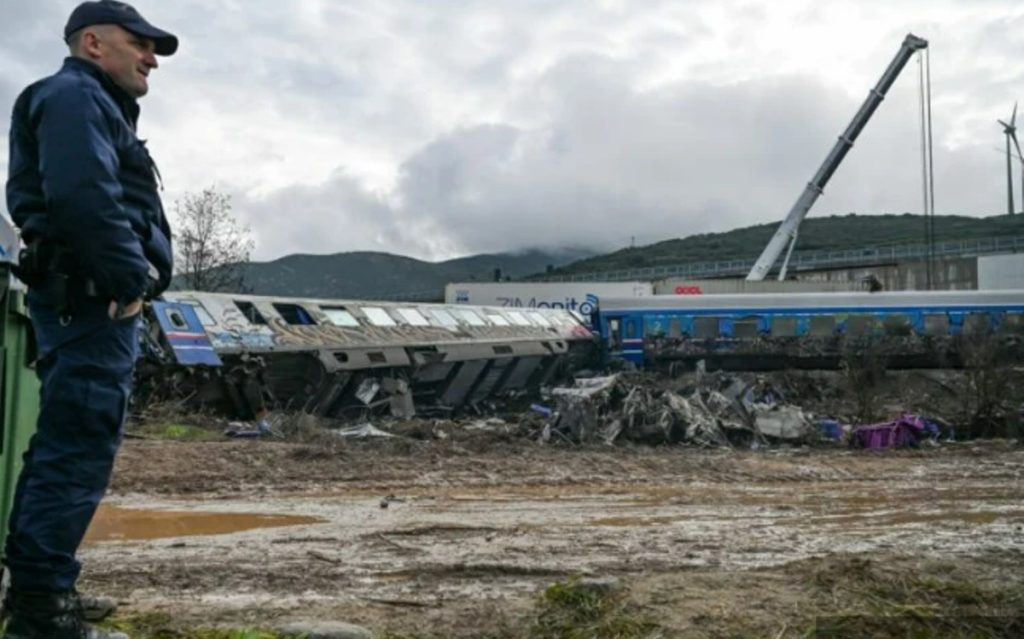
[79,435,1024,637]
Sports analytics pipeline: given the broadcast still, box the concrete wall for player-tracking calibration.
[792,257,978,291]
[978,254,1024,289]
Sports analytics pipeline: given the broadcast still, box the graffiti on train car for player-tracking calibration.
[192,300,581,351]
[141,291,598,421]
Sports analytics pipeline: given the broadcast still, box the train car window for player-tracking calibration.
[396,308,430,326]
[924,314,949,336]
[883,314,912,336]
[427,309,459,327]
[507,311,532,326]
[234,301,267,325]
[552,312,575,326]
[273,303,317,326]
[455,309,487,326]
[486,313,511,326]
[1000,312,1024,334]
[362,306,397,327]
[645,319,665,338]
[694,317,719,339]
[552,314,575,327]
[181,301,216,327]
[846,316,874,336]
[165,308,189,330]
[625,319,638,339]
[321,306,360,327]
[668,318,682,338]
[770,317,798,337]
[734,316,760,339]
[526,311,551,327]
[809,316,836,336]
[963,313,992,335]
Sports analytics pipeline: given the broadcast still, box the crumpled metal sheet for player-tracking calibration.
[334,423,396,438]
[544,374,814,447]
[751,404,813,440]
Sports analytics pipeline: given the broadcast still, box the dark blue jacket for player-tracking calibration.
[6,57,173,303]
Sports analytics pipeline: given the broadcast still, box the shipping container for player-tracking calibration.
[445,281,652,323]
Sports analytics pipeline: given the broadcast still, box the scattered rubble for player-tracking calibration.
[155,367,1024,450]
[542,373,816,447]
[334,423,397,439]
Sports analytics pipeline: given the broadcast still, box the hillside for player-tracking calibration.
[228,247,594,299]
[544,213,1024,277]
[176,213,1024,300]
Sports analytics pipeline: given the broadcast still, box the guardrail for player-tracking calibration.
[535,234,1024,283]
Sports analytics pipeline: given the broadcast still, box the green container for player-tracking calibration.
[0,267,41,553]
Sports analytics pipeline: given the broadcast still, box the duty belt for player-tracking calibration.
[33,272,103,325]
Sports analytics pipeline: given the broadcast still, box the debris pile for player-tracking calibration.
[202,370,969,450]
[539,374,817,447]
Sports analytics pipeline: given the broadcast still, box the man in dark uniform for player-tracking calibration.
[3,2,176,636]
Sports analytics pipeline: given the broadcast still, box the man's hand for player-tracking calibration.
[108,299,143,320]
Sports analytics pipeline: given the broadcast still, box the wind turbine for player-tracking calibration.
[998,103,1021,215]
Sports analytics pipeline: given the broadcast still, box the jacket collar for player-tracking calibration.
[61,57,140,129]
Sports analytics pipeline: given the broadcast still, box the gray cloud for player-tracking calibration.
[3,0,1024,260]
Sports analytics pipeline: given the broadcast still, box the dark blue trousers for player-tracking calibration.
[4,295,138,592]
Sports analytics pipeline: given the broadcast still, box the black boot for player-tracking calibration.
[78,592,117,623]
[2,589,128,639]
[2,589,115,623]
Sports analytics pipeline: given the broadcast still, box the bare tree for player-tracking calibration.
[173,187,254,292]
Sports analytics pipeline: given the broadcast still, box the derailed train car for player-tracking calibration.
[140,291,596,418]
[596,290,1024,370]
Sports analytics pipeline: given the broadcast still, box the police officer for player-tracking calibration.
[3,1,176,636]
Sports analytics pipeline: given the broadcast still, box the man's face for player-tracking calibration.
[89,24,158,98]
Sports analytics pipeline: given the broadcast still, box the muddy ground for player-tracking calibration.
[82,370,1024,637]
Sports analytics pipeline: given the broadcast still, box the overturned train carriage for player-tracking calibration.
[597,290,1024,370]
[140,291,596,418]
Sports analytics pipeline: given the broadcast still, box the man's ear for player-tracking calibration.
[80,28,105,59]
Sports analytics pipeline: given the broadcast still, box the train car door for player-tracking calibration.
[600,311,645,367]
[620,315,645,366]
[606,316,623,356]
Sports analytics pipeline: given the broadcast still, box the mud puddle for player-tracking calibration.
[84,505,323,543]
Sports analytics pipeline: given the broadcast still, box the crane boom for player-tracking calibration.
[746,33,928,281]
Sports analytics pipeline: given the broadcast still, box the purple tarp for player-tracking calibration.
[852,414,939,449]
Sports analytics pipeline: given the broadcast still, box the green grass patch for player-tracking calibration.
[132,422,221,441]
[805,557,1024,639]
[377,578,662,639]
[104,613,287,639]
[529,578,661,639]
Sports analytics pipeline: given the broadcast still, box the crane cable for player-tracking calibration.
[927,48,937,289]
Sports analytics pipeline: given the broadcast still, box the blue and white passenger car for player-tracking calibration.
[596,290,1024,368]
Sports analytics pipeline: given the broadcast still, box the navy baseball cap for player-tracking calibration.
[64,1,178,56]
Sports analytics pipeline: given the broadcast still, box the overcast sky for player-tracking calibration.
[3,0,1024,261]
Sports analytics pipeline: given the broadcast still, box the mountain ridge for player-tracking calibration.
[223,247,595,299]
[178,213,1024,299]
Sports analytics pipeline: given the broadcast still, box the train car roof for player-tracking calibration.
[597,290,1024,311]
